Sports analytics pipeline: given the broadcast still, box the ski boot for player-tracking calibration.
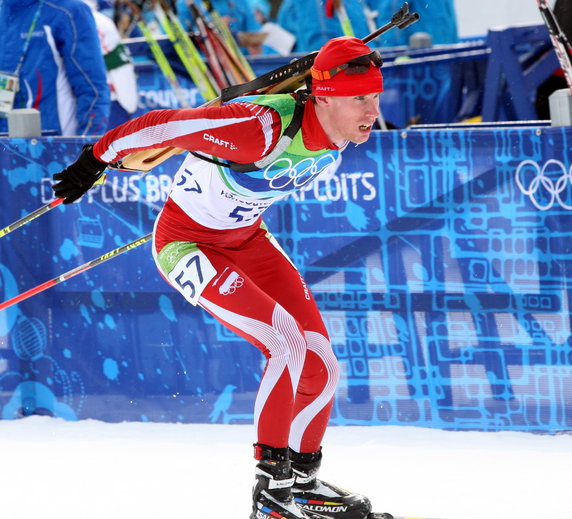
[251,444,311,519]
[290,448,393,519]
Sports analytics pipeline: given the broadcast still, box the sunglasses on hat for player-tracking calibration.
[310,51,383,81]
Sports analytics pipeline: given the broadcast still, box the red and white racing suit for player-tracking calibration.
[93,95,345,453]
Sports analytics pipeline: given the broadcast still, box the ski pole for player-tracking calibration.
[0,171,112,239]
[536,0,572,95]
[0,233,153,311]
[0,198,63,239]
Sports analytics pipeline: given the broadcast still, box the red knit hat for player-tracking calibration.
[311,37,383,97]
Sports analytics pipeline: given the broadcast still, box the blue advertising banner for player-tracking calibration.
[0,124,571,432]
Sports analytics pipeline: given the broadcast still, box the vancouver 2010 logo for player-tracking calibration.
[515,159,572,210]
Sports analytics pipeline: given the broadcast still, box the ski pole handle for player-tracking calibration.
[0,233,152,311]
[0,198,63,239]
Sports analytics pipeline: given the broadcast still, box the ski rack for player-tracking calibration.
[481,23,560,121]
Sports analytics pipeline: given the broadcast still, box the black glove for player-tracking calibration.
[52,145,108,204]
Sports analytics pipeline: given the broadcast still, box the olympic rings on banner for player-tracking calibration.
[515,159,572,211]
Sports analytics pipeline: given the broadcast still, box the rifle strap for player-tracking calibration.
[190,90,309,173]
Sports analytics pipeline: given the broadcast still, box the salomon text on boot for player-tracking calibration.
[290,448,392,519]
[251,444,311,519]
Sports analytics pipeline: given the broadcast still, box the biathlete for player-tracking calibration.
[52,36,386,519]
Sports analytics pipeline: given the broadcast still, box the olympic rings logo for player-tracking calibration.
[219,276,244,296]
[263,154,338,191]
[515,159,572,211]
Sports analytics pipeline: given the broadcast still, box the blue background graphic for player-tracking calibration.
[0,124,571,432]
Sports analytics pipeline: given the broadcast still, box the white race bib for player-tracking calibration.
[167,249,217,306]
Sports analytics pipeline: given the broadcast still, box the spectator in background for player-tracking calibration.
[249,0,296,55]
[249,0,272,24]
[277,0,370,53]
[0,0,110,136]
[96,0,115,19]
[176,0,266,56]
[366,0,458,47]
[82,0,139,127]
[113,0,164,38]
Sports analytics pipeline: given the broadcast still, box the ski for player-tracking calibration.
[371,514,446,519]
[391,516,446,519]
[124,0,191,108]
[203,0,256,81]
[536,0,572,93]
[152,0,219,101]
[334,0,356,37]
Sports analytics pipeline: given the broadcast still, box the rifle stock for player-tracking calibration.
[118,146,186,172]
[114,2,419,173]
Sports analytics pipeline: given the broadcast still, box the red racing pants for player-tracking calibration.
[153,201,340,453]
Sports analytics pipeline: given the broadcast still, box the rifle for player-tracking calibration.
[112,2,419,173]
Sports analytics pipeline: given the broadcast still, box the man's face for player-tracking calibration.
[316,93,381,145]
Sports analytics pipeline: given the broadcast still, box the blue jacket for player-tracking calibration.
[0,0,110,136]
[277,0,370,53]
[176,0,261,35]
[366,0,458,47]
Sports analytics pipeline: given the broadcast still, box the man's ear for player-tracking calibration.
[313,96,331,107]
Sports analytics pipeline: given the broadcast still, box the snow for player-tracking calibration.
[1,416,571,519]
